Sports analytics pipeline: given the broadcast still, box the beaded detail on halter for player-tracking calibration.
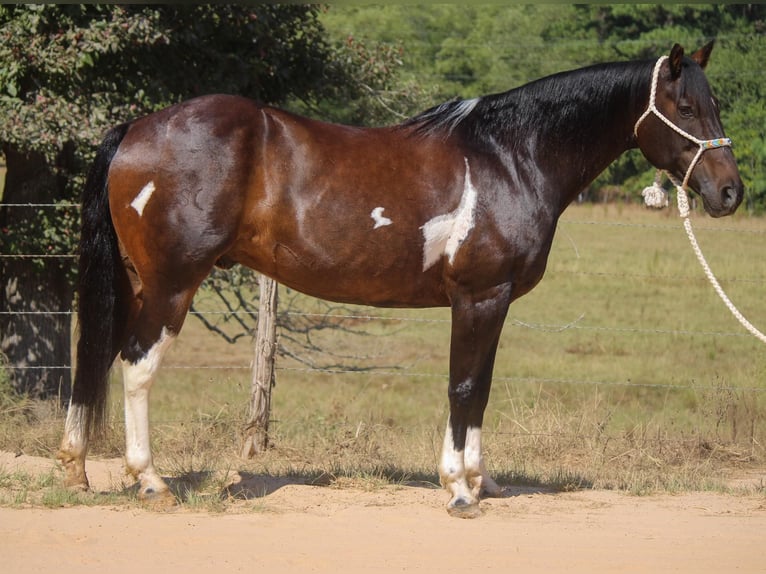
[702,138,732,150]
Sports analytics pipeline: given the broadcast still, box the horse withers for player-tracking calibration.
[58,42,742,517]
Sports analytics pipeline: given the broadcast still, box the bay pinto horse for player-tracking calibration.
[58,42,742,517]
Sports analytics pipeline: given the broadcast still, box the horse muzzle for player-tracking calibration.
[698,178,743,218]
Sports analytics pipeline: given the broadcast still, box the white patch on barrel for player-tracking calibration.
[370,206,393,229]
[421,158,477,271]
[130,181,156,216]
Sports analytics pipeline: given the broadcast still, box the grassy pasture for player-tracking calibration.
[2,202,765,505]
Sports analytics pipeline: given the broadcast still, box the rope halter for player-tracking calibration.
[634,56,766,345]
[634,56,732,217]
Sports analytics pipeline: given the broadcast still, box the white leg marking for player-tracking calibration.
[60,402,88,457]
[464,425,482,482]
[57,402,91,488]
[130,181,155,216]
[122,328,174,491]
[464,425,502,497]
[370,206,393,229]
[438,417,474,505]
[421,158,477,271]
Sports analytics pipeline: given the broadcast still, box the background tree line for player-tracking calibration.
[320,4,766,207]
[1,4,764,400]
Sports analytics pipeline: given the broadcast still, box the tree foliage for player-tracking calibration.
[322,4,766,208]
[0,4,412,397]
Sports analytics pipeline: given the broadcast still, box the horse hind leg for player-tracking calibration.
[58,405,92,491]
[119,285,194,508]
[122,331,175,506]
[58,260,139,491]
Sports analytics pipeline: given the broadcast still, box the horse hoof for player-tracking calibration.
[138,487,177,510]
[57,455,90,491]
[447,497,482,519]
[65,480,90,492]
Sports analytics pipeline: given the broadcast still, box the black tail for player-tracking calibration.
[72,122,131,438]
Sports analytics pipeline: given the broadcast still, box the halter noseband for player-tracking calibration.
[634,56,732,215]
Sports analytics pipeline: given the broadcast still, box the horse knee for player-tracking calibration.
[448,378,477,407]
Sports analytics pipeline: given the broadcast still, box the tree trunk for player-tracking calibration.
[241,275,278,458]
[0,146,73,402]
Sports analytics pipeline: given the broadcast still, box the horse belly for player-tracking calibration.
[229,228,449,308]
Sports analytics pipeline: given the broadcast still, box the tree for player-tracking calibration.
[323,4,766,206]
[0,4,388,399]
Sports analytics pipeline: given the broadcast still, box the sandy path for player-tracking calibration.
[1,452,765,573]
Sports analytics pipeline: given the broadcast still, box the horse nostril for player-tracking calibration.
[721,184,742,209]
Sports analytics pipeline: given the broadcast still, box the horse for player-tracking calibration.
[58,42,742,518]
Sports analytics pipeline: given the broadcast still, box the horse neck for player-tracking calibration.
[471,60,653,213]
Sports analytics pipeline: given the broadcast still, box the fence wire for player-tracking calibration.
[2,203,766,395]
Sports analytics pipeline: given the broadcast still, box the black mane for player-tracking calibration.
[401,97,481,137]
[401,59,656,148]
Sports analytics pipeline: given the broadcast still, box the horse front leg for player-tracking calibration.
[440,284,512,518]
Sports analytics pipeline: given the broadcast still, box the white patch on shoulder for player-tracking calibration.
[130,181,156,216]
[421,158,477,271]
[370,206,393,229]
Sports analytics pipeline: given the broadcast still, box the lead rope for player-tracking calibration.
[637,56,766,344]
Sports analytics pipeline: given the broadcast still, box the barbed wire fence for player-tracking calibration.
[2,202,766,432]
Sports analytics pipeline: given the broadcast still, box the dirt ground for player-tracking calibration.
[1,452,765,573]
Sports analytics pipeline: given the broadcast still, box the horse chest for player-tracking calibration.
[464,207,558,299]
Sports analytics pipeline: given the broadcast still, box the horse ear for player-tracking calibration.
[669,43,684,79]
[690,40,715,70]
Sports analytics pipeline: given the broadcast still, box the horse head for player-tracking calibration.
[635,42,743,217]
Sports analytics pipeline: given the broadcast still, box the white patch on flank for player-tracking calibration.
[421,158,477,271]
[130,181,156,216]
[122,328,175,474]
[370,206,393,229]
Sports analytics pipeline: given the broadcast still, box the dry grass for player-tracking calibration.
[1,203,766,508]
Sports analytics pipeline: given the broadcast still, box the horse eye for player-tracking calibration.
[678,104,694,118]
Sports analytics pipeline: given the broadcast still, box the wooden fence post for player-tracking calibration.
[241,275,278,458]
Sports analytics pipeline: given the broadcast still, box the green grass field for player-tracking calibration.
[2,202,765,504]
